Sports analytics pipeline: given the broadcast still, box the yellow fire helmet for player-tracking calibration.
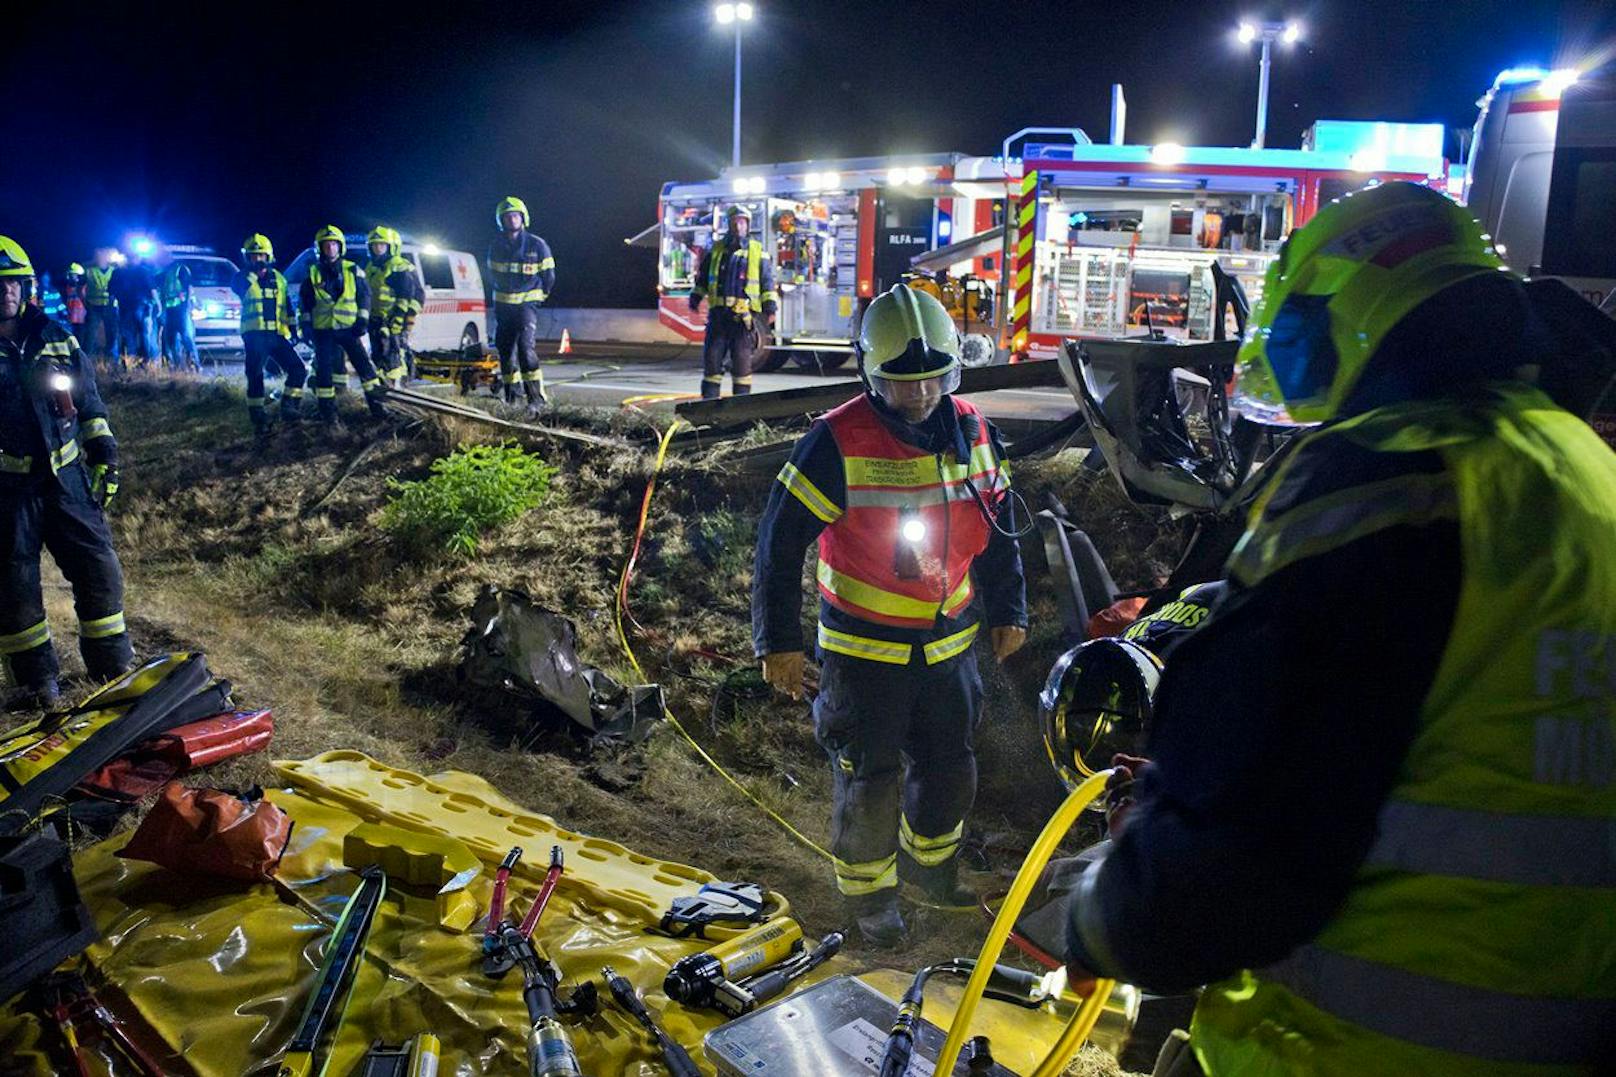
[313,225,346,257]
[241,234,274,261]
[0,235,35,278]
[367,226,393,255]
[67,262,86,277]
[1236,181,1504,424]
[495,196,529,230]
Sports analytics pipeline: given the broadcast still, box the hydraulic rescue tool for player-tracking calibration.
[878,960,1062,1077]
[356,1034,442,1077]
[501,922,596,1077]
[277,867,388,1077]
[601,966,702,1077]
[710,931,845,1018]
[663,917,803,1010]
[485,844,564,977]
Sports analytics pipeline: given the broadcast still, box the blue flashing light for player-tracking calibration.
[937,217,953,239]
[129,236,155,256]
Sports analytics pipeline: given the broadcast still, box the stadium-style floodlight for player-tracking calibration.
[1237,20,1303,148]
[715,3,755,168]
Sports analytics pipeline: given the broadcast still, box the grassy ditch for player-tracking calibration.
[42,378,1186,1074]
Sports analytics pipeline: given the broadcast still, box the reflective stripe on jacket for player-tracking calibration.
[1193,383,1616,1077]
[307,260,361,330]
[157,263,190,308]
[85,265,115,306]
[487,231,555,305]
[695,238,777,314]
[815,395,1004,633]
[367,254,421,323]
[238,269,292,338]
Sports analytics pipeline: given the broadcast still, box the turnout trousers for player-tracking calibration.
[812,646,983,897]
[243,330,307,428]
[0,466,133,689]
[83,304,119,361]
[311,328,384,419]
[161,307,199,370]
[368,321,405,383]
[700,307,757,400]
[493,301,546,403]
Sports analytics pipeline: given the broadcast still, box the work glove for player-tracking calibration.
[991,625,1028,662]
[761,651,806,701]
[688,294,702,313]
[89,463,120,508]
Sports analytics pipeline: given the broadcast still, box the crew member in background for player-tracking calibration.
[83,248,119,364]
[486,196,554,416]
[365,226,421,387]
[1064,182,1616,1076]
[0,236,133,711]
[61,263,88,343]
[109,246,158,365]
[155,247,199,372]
[752,283,1027,946]
[233,234,306,434]
[299,226,384,423]
[689,206,776,400]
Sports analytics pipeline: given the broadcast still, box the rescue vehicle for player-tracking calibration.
[1464,64,1616,308]
[167,245,243,352]
[651,153,1008,371]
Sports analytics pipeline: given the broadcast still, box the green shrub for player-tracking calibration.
[381,441,556,557]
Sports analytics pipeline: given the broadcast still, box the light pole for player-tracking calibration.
[715,3,755,168]
[1238,20,1301,149]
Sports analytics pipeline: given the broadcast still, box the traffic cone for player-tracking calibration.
[558,328,573,355]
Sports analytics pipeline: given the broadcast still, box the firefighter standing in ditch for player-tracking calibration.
[0,236,133,711]
[486,196,554,415]
[299,226,385,423]
[232,234,306,433]
[1064,183,1616,1075]
[365,226,422,387]
[752,283,1027,945]
[690,205,776,400]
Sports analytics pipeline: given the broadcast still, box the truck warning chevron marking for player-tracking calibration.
[1010,169,1039,359]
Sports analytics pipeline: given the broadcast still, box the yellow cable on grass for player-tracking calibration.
[614,419,833,862]
[934,768,1117,1077]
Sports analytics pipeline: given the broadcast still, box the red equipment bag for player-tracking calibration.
[116,782,292,883]
[77,710,274,802]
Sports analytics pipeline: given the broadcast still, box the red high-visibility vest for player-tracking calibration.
[817,395,1005,629]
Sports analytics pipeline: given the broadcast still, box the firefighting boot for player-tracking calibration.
[902,856,979,911]
[249,407,271,439]
[365,391,389,421]
[317,395,340,424]
[4,678,61,714]
[502,375,518,405]
[279,395,303,425]
[848,890,908,948]
[522,378,547,419]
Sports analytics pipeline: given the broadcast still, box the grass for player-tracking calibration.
[34,379,1184,1076]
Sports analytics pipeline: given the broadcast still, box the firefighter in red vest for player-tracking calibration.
[751,283,1028,945]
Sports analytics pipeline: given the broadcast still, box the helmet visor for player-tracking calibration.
[869,358,961,422]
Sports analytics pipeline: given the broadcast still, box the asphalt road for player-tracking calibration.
[197,341,1081,425]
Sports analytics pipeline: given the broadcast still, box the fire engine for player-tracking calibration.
[978,123,1449,362]
[652,153,1009,371]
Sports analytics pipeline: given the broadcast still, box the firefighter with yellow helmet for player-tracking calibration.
[232,234,307,433]
[752,283,1028,945]
[0,235,133,711]
[365,226,422,387]
[1064,182,1616,1075]
[486,196,554,416]
[298,225,385,422]
[689,205,777,400]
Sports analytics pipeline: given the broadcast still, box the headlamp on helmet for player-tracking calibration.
[1040,637,1163,794]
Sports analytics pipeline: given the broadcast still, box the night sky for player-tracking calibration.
[7,1,1611,307]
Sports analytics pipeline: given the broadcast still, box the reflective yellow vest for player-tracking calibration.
[241,270,292,338]
[1198,383,1616,1076]
[699,239,772,314]
[366,254,416,322]
[308,260,359,330]
[86,265,114,306]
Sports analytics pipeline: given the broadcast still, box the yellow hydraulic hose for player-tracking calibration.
[934,768,1117,1076]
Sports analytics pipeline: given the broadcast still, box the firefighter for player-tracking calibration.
[689,206,777,400]
[1063,183,1616,1075]
[82,249,118,363]
[298,226,384,423]
[365,226,421,387]
[61,263,88,343]
[0,236,133,711]
[155,247,200,372]
[752,283,1027,945]
[110,246,158,364]
[486,196,554,416]
[232,234,307,434]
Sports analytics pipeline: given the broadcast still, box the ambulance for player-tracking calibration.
[284,234,487,352]
[652,153,1008,371]
[1464,64,1616,308]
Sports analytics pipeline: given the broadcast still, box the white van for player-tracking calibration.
[284,234,487,352]
[1465,65,1616,308]
[167,245,243,351]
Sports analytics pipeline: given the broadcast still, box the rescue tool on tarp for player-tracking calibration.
[277,866,388,1077]
[484,844,564,978]
[601,966,702,1077]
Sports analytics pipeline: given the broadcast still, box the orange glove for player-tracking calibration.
[761,651,806,700]
[991,625,1028,662]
